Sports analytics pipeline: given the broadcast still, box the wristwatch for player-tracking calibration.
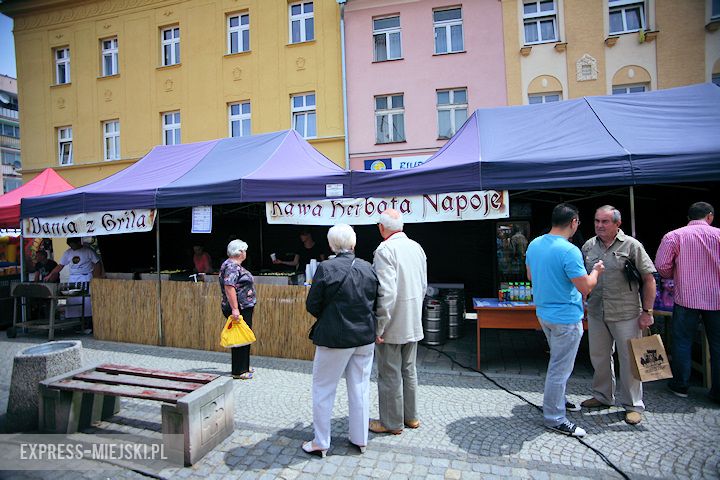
[642,308,653,314]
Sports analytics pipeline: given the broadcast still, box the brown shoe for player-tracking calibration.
[625,411,642,425]
[369,420,402,435]
[404,419,420,429]
[580,397,609,409]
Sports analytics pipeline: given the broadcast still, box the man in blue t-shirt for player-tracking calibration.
[526,203,605,437]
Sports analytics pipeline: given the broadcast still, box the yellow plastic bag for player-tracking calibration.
[220,315,256,348]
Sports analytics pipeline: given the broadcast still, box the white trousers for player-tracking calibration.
[311,343,374,450]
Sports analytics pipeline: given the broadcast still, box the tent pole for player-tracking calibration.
[156,211,164,346]
[259,204,264,269]
[19,233,26,325]
[629,186,636,237]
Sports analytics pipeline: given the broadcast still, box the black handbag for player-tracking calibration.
[623,259,643,291]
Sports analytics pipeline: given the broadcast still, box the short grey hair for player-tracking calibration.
[227,239,248,257]
[379,210,403,232]
[596,205,621,223]
[327,224,356,253]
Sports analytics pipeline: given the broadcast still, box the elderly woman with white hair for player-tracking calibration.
[219,239,256,380]
[302,224,378,457]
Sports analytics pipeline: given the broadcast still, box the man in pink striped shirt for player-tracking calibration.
[655,202,720,403]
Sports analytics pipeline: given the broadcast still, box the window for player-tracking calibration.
[713,74,720,87]
[373,16,401,61]
[609,0,645,34]
[1,124,19,138]
[58,127,73,165]
[1,150,21,166]
[103,120,120,160]
[161,27,180,66]
[523,1,557,44]
[229,102,251,137]
[228,13,250,54]
[714,0,720,19]
[612,84,647,95]
[101,37,119,76]
[434,8,464,54]
[162,112,181,145]
[291,93,316,138]
[3,177,22,193]
[437,88,468,139]
[55,47,70,84]
[289,2,314,43]
[375,94,405,143]
[528,92,561,104]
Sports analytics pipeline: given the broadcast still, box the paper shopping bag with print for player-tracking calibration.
[629,334,673,382]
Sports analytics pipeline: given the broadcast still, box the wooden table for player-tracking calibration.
[473,298,587,370]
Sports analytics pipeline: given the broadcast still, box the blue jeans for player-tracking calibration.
[538,318,583,426]
[669,304,720,399]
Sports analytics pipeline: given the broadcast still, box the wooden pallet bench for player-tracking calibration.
[39,363,234,465]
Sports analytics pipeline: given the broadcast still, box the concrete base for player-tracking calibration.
[6,341,83,432]
[161,377,234,466]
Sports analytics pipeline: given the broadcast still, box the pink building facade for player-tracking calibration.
[344,0,507,171]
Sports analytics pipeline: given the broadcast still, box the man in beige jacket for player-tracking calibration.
[369,209,428,435]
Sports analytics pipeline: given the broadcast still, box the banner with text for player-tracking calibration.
[23,209,157,238]
[266,190,509,225]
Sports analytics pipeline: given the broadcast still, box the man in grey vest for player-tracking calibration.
[369,209,427,435]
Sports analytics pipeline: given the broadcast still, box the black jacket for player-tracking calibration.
[306,252,378,348]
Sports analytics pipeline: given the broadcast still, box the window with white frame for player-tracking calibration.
[612,84,647,95]
[437,88,467,139]
[162,111,181,145]
[289,2,314,44]
[608,0,645,34]
[528,92,561,104]
[434,8,464,54]
[228,13,250,54]
[375,94,405,143]
[161,27,180,66]
[713,0,720,19]
[101,37,119,76]
[229,102,251,137]
[103,120,120,160]
[373,16,401,61]
[291,93,316,138]
[57,127,73,165]
[523,1,558,44]
[55,47,71,84]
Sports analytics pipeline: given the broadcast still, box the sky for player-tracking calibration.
[1,13,17,78]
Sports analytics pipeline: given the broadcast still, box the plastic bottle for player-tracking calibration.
[520,282,527,302]
[508,283,515,301]
[528,282,533,302]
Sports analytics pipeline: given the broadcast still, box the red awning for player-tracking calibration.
[0,169,74,228]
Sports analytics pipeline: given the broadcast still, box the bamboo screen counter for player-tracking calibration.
[92,278,316,361]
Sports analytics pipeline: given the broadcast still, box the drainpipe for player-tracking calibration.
[337,0,350,171]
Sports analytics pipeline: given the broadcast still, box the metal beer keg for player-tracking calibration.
[422,297,446,345]
[443,289,464,339]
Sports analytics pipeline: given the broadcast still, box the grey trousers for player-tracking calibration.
[375,341,418,430]
[588,315,645,412]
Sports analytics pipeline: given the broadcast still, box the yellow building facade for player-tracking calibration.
[502,0,720,105]
[3,0,345,186]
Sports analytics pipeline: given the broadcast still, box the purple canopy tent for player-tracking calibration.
[20,130,350,344]
[22,130,350,217]
[350,83,720,235]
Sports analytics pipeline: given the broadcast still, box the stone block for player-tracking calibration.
[161,376,234,466]
[6,341,83,432]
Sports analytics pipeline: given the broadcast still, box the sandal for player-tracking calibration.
[233,371,253,380]
[301,440,327,458]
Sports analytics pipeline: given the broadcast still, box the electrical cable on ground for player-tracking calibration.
[423,344,632,480]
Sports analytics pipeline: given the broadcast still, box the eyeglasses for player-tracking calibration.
[574,218,581,226]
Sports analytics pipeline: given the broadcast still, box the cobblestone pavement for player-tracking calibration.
[0,333,718,480]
